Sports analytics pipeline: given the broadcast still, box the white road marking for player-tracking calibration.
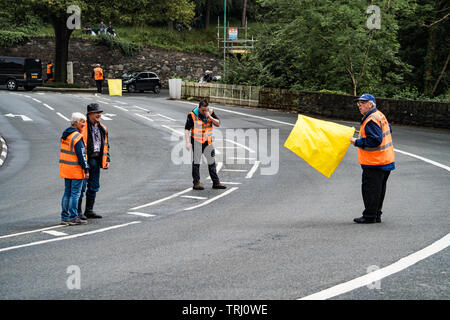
[129,187,192,211]
[161,125,184,136]
[181,195,208,200]
[0,225,64,239]
[56,112,70,121]
[126,212,156,218]
[220,182,242,185]
[395,148,450,172]
[246,160,261,179]
[0,221,141,253]
[222,169,247,172]
[184,187,239,211]
[224,139,256,153]
[299,233,450,300]
[135,113,154,122]
[133,105,149,111]
[157,113,176,121]
[112,105,129,112]
[31,98,42,103]
[43,103,54,111]
[42,230,68,237]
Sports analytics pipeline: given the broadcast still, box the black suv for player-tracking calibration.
[122,71,161,93]
[0,56,43,91]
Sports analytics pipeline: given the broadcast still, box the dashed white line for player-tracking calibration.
[112,105,129,112]
[161,125,184,136]
[135,113,154,122]
[0,221,141,253]
[181,195,208,200]
[126,212,156,218]
[43,103,54,111]
[157,113,176,121]
[0,225,65,239]
[56,112,70,121]
[42,230,68,237]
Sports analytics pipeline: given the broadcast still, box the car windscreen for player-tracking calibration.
[0,57,25,71]
[25,59,42,72]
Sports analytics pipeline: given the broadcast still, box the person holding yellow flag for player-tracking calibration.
[350,94,395,224]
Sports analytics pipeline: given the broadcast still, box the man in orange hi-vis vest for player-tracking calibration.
[46,61,54,82]
[92,63,104,93]
[350,94,395,224]
[184,99,226,191]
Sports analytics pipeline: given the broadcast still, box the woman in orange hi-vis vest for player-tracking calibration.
[184,99,226,190]
[60,112,89,225]
[350,94,395,224]
[92,63,104,93]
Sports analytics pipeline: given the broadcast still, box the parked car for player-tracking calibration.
[0,56,43,91]
[121,71,161,93]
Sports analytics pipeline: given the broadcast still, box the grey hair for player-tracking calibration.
[71,112,86,126]
[370,101,376,108]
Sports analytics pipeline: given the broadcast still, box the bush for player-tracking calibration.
[93,34,141,56]
[0,30,28,48]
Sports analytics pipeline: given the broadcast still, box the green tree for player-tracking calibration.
[226,0,411,96]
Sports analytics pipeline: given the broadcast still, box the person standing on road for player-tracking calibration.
[80,103,110,219]
[184,99,226,190]
[46,61,54,83]
[59,112,89,225]
[350,94,395,224]
[92,64,104,94]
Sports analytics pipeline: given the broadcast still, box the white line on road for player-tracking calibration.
[184,187,239,211]
[246,160,261,179]
[31,98,42,103]
[222,169,247,172]
[133,105,150,111]
[126,212,156,218]
[181,195,208,200]
[395,148,450,172]
[112,105,129,112]
[299,233,450,300]
[157,113,176,121]
[56,112,70,121]
[129,187,192,211]
[161,125,184,136]
[135,113,154,122]
[224,139,256,153]
[42,230,69,237]
[0,225,65,239]
[43,103,54,111]
[0,221,141,253]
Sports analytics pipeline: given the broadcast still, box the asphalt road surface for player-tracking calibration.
[0,88,449,301]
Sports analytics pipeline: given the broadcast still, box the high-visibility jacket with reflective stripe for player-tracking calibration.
[357,110,395,166]
[94,67,103,80]
[46,64,53,74]
[59,131,85,179]
[81,123,109,168]
[190,111,213,145]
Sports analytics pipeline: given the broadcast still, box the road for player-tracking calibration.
[0,88,449,301]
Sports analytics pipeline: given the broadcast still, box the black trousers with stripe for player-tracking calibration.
[361,167,391,219]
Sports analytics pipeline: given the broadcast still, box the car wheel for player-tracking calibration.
[24,86,35,91]
[153,85,161,94]
[127,84,136,93]
[6,79,18,91]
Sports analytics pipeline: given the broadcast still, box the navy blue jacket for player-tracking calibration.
[61,127,89,173]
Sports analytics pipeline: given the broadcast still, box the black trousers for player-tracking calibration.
[361,167,391,219]
[192,140,219,184]
[95,80,103,93]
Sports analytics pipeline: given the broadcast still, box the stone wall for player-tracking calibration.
[0,36,222,88]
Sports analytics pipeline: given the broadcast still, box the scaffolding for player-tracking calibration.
[217,17,256,55]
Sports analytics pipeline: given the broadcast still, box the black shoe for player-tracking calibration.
[353,216,376,224]
[85,197,102,219]
[212,183,226,189]
[376,217,382,223]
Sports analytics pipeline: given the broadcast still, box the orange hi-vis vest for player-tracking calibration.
[81,123,109,168]
[59,131,85,179]
[46,63,53,74]
[190,110,213,145]
[94,67,103,80]
[357,110,395,166]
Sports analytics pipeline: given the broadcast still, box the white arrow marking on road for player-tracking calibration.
[4,113,33,121]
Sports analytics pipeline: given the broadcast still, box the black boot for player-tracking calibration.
[85,196,102,219]
[78,197,87,220]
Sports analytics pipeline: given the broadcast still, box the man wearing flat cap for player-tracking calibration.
[79,103,110,219]
[350,94,395,224]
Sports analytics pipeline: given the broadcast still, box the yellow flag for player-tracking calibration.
[107,79,122,96]
[284,114,355,178]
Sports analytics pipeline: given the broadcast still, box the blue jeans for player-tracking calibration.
[61,179,84,221]
[81,157,101,199]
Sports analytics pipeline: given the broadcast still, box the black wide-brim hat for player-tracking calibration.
[87,103,103,114]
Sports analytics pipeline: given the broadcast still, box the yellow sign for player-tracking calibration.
[284,114,355,178]
[107,79,122,96]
